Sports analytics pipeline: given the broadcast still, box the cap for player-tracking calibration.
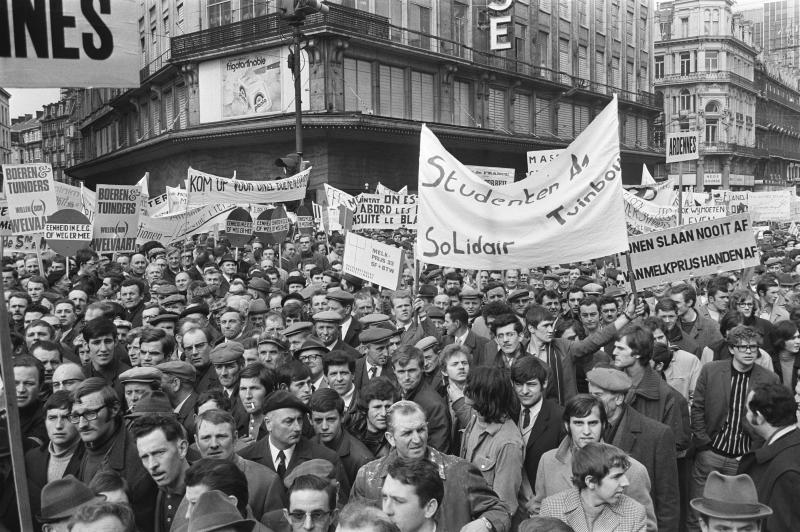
[248,278,271,293]
[286,275,306,287]
[151,312,180,325]
[188,490,256,532]
[113,318,132,329]
[283,321,314,337]
[460,286,483,299]
[426,305,445,319]
[39,475,105,523]
[295,336,330,356]
[283,458,336,489]
[156,361,196,382]
[604,286,627,298]
[127,391,177,418]
[415,336,439,351]
[312,310,342,323]
[180,303,209,319]
[582,283,604,296]
[765,256,783,266]
[507,289,530,302]
[264,390,310,415]
[257,333,289,351]
[586,366,632,392]
[119,366,163,386]
[342,273,363,289]
[161,294,186,305]
[359,327,394,345]
[249,299,269,315]
[359,313,392,327]
[299,285,317,301]
[543,273,560,282]
[219,254,236,265]
[326,289,354,305]
[209,342,245,364]
[418,285,438,298]
[154,284,179,296]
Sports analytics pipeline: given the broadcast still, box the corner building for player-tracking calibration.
[69,0,662,200]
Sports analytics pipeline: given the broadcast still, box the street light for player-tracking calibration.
[277,0,329,176]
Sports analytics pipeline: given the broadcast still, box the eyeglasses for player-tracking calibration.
[737,302,755,308]
[299,353,322,362]
[69,405,108,424]
[286,510,331,524]
[733,344,759,352]
[53,378,83,390]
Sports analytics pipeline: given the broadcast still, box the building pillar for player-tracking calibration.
[696,155,704,193]
[722,155,732,189]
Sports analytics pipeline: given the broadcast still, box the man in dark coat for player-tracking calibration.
[738,383,800,532]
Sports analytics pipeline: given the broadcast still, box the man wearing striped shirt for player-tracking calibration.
[689,325,779,532]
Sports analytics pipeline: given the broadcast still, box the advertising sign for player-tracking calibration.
[466,166,515,187]
[526,149,565,174]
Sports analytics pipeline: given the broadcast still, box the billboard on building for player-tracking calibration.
[198,47,309,123]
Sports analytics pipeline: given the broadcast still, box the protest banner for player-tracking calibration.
[93,185,140,252]
[375,182,395,195]
[2,234,46,254]
[312,203,325,233]
[417,96,627,269]
[623,190,676,235]
[681,205,727,224]
[146,193,170,217]
[0,199,12,237]
[248,204,272,218]
[137,203,236,244]
[2,162,58,235]
[728,191,749,216]
[324,184,357,211]
[296,204,315,236]
[167,186,188,213]
[621,214,759,289]
[352,193,418,230]
[666,132,699,163]
[343,233,403,289]
[225,208,253,247]
[339,205,354,233]
[187,167,310,206]
[0,0,139,88]
[792,197,800,219]
[253,206,289,246]
[54,181,83,211]
[526,149,564,174]
[45,209,93,256]
[466,165,515,186]
[747,190,792,222]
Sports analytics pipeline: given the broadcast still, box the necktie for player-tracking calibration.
[311,384,316,394]
[368,366,377,379]
[276,450,286,478]
[522,408,531,429]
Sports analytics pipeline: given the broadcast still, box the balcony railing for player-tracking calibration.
[140,49,172,82]
[655,70,753,89]
[172,5,660,108]
[700,142,766,157]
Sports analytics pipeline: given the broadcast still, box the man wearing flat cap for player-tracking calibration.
[313,311,360,360]
[157,361,199,440]
[586,366,679,532]
[119,366,163,414]
[209,342,249,436]
[354,327,397,390]
[237,390,351,505]
[691,472,772,532]
[327,289,362,348]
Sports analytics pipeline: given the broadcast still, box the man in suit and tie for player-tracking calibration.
[157,360,199,441]
[510,356,563,520]
[441,305,498,368]
[237,390,351,505]
[209,341,249,436]
[354,327,396,390]
[327,289,362,348]
[312,311,360,359]
[390,290,440,347]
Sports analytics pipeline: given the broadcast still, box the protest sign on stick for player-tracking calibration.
[254,206,290,246]
[343,233,403,289]
[2,162,58,235]
[46,209,93,256]
[296,204,315,236]
[225,208,253,247]
[352,193,418,230]
[93,185,140,252]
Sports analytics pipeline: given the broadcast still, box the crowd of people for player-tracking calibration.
[1,227,799,532]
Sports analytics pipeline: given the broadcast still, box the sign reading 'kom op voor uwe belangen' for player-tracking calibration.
[2,163,58,235]
[93,184,140,252]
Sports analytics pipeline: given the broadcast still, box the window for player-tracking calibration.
[487,88,507,130]
[626,10,633,44]
[611,2,620,38]
[681,17,689,38]
[712,9,720,34]
[611,57,620,87]
[705,51,718,71]
[452,1,468,56]
[596,50,606,91]
[538,31,550,68]
[453,80,473,127]
[705,118,718,142]
[680,52,691,75]
[596,0,605,32]
[660,22,671,39]
[557,102,573,137]
[540,0,551,13]
[626,61,634,91]
[408,3,431,49]
[513,93,531,134]
[578,45,588,79]
[559,38,570,74]
[514,23,527,62]
[655,56,664,78]
[241,0,267,20]
[176,3,183,32]
[344,58,373,113]
[208,0,231,28]
[704,9,711,35]
[535,96,551,135]
[379,65,405,118]
[679,89,693,111]
[410,71,434,122]
[559,0,570,21]
[578,0,587,26]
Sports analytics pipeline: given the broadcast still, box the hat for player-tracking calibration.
[127,391,177,418]
[248,299,269,315]
[264,390,310,415]
[507,289,530,302]
[248,278,270,293]
[209,342,245,364]
[151,312,180,325]
[188,490,256,532]
[582,283,604,296]
[586,367,632,392]
[299,285,317,301]
[180,303,209,319]
[219,254,236,265]
[39,475,105,523]
[327,289,354,305]
[765,256,783,266]
[161,294,186,305]
[286,275,306,287]
[359,327,394,345]
[543,273,560,282]
[604,286,627,298]
[257,333,289,351]
[415,336,439,351]
[460,286,483,299]
[283,321,314,337]
[342,273,363,289]
[690,471,772,520]
[313,310,342,323]
[148,246,166,259]
[154,284,179,296]
[418,285,438,298]
[359,313,392,327]
[157,361,196,382]
[120,366,163,386]
[283,458,336,489]
[426,305,445,319]
[295,336,330,356]
[423,268,442,282]
[777,273,798,287]
[113,318,132,329]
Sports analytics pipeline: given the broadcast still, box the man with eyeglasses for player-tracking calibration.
[284,474,338,532]
[52,363,86,393]
[689,324,779,532]
[71,377,157,532]
[181,326,218,393]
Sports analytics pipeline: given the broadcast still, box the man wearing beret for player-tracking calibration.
[587,366,679,532]
[238,390,351,505]
[327,289,362,348]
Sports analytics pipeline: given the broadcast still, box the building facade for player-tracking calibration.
[68,0,663,199]
[10,112,44,166]
[40,91,83,184]
[0,89,10,165]
[755,63,800,189]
